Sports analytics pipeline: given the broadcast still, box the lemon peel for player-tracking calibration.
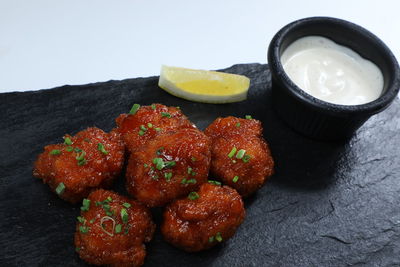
[158,65,250,104]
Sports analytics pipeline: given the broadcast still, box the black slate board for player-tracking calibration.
[1,64,400,267]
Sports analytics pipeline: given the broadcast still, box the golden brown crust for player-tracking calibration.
[161,183,245,252]
[114,104,195,153]
[205,116,274,197]
[33,127,125,203]
[74,189,155,267]
[126,128,211,207]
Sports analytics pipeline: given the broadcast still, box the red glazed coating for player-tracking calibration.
[126,128,211,207]
[205,116,274,197]
[115,104,195,153]
[205,116,262,139]
[74,189,155,267]
[33,127,125,203]
[161,183,245,252]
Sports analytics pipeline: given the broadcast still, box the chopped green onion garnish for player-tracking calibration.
[209,236,215,243]
[144,163,148,168]
[155,127,161,132]
[89,219,95,224]
[164,172,173,181]
[232,176,239,183]
[228,147,237,158]
[188,192,199,200]
[81,198,90,211]
[242,154,251,163]
[151,104,156,110]
[215,232,223,242]
[64,137,72,145]
[115,224,122,233]
[50,149,61,155]
[74,147,82,153]
[140,125,147,131]
[122,202,131,208]
[152,157,165,170]
[147,123,153,128]
[97,143,108,155]
[77,159,87,166]
[245,115,252,119]
[181,178,197,184]
[66,146,73,152]
[102,203,113,217]
[95,198,113,216]
[77,216,85,223]
[105,210,114,217]
[187,167,192,174]
[164,161,176,168]
[161,112,171,118]
[208,180,222,186]
[191,157,196,162]
[121,208,129,224]
[129,103,141,115]
[79,225,89,234]
[124,227,129,235]
[138,130,145,136]
[76,151,86,161]
[55,182,65,195]
[236,149,246,159]
[236,122,241,128]
[75,247,81,252]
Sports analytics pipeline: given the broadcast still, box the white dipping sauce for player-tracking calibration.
[281,36,384,105]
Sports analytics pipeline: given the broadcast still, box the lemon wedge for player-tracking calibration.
[158,65,250,104]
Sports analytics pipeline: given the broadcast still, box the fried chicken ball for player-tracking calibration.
[204,116,274,197]
[75,189,155,267]
[126,128,211,207]
[115,103,195,153]
[33,127,125,203]
[161,183,245,252]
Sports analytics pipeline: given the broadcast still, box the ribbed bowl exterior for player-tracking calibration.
[271,77,368,140]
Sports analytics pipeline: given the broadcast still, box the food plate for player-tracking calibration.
[1,64,400,266]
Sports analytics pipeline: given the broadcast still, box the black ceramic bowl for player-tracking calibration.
[268,17,400,140]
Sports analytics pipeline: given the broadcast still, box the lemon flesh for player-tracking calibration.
[158,65,250,104]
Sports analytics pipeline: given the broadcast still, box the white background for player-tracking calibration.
[0,0,399,93]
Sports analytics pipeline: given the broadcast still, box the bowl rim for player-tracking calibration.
[268,16,400,116]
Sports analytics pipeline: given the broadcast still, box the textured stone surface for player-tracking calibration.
[1,64,399,266]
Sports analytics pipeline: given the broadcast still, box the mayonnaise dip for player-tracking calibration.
[281,36,384,105]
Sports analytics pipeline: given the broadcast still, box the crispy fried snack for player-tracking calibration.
[75,189,155,267]
[205,116,274,197]
[33,127,125,203]
[161,183,245,252]
[115,103,195,153]
[126,128,211,207]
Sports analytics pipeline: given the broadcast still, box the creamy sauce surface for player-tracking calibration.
[281,36,383,105]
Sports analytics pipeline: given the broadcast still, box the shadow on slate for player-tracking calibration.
[1,63,400,266]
